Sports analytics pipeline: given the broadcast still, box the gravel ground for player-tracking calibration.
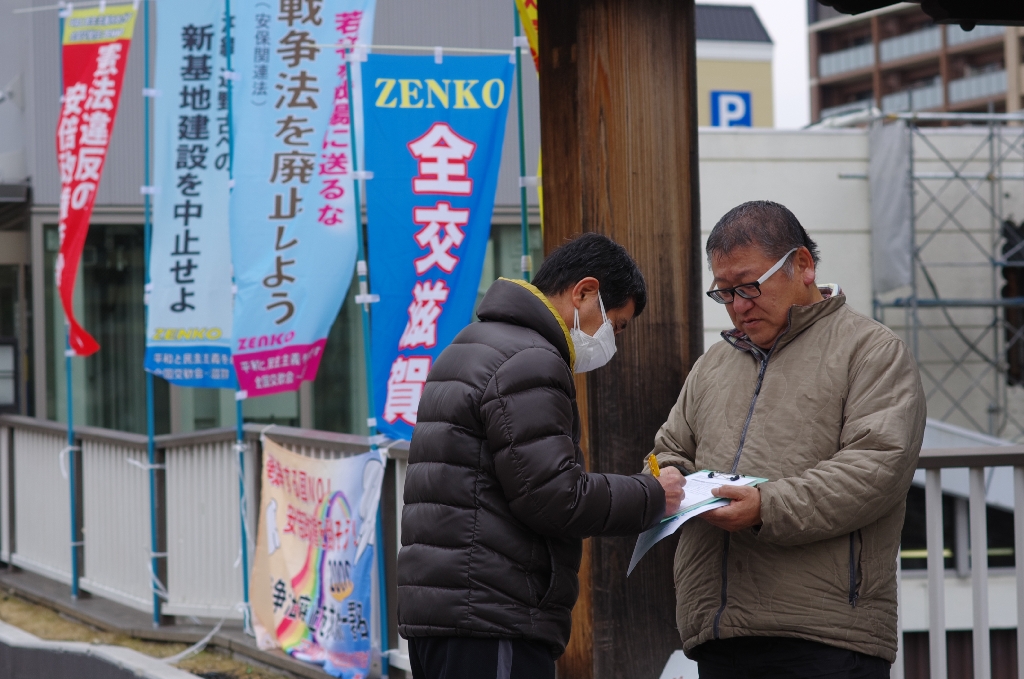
[0,589,293,679]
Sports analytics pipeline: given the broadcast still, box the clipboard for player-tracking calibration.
[627,469,767,576]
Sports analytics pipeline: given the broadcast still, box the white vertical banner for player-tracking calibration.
[145,0,236,388]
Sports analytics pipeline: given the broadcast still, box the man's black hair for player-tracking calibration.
[706,200,820,273]
[533,233,647,316]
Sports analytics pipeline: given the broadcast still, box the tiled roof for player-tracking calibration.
[696,4,772,43]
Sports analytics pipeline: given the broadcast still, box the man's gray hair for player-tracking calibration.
[706,200,820,274]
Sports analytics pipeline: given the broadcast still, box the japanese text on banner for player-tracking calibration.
[230,0,375,399]
[362,55,514,440]
[145,0,236,388]
[56,4,137,356]
[251,438,383,678]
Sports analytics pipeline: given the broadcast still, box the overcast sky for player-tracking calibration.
[709,0,812,128]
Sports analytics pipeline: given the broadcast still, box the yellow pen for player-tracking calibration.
[647,453,661,478]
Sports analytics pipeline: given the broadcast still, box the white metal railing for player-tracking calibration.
[13,413,1024,675]
[0,415,405,636]
[946,24,1006,48]
[948,69,1007,105]
[391,453,410,670]
[158,426,383,619]
[819,42,875,78]
[0,422,10,562]
[913,445,1024,679]
[881,91,911,114]
[880,26,941,63]
[7,418,73,584]
[79,427,154,612]
[881,81,944,113]
[161,430,258,619]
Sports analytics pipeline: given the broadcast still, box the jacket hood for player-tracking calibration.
[477,278,576,369]
[724,284,845,356]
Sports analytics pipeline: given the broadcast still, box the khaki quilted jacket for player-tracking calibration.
[649,287,925,663]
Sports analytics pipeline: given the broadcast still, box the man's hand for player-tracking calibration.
[658,467,685,516]
[702,485,762,532]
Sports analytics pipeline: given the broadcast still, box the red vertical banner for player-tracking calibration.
[56,4,137,356]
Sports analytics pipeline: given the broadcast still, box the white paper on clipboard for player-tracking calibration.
[627,470,766,575]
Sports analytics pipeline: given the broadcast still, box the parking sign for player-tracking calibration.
[711,90,752,127]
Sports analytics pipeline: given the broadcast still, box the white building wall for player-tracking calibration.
[697,127,872,350]
[697,124,1024,440]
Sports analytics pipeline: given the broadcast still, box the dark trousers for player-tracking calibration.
[694,637,890,679]
[408,637,555,679]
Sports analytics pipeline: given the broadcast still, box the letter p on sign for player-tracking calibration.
[711,91,752,127]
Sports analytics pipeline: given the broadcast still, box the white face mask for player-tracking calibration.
[570,293,617,373]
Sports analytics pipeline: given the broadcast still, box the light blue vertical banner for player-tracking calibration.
[229,1,375,400]
[146,0,236,388]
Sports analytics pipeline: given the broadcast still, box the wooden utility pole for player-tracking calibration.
[537,1,703,677]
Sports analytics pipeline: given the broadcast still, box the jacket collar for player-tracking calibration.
[477,278,576,370]
[722,284,845,358]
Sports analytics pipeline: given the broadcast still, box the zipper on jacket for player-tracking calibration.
[712,532,730,639]
[848,530,862,607]
[712,348,771,639]
[729,352,770,473]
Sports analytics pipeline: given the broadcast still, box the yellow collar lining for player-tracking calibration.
[500,278,576,370]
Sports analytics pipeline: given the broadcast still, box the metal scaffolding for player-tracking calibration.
[873,112,1024,441]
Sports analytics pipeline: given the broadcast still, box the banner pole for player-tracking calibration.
[65,329,80,599]
[235,396,250,629]
[344,51,389,674]
[513,7,532,283]
[57,6,81,602]
[141,0,161,627]
[223,0,252,631]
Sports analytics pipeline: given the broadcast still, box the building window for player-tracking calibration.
[313,271,367,434]
[43,223,170,434]
[0,265,31,415]
[40,221,543,436]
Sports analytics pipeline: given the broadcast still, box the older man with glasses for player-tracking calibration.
[646,200,926,679]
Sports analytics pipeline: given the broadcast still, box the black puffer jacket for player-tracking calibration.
[397,278,666,656]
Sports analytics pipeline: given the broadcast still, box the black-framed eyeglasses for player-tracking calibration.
[706,248,798,304]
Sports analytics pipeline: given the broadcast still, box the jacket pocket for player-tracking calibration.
[848,530,862,607]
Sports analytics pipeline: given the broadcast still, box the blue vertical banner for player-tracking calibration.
[362,55,514,441]
[230,1,375,399]
[145,0,235,387]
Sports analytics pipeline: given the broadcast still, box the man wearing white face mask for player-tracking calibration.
[398,233,685,679]
[569,290,617,372]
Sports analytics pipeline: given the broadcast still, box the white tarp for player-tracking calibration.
[912,418,1016,511]
[869,121,913,295]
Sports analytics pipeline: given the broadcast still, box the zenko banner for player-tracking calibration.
[362,54,514,441]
